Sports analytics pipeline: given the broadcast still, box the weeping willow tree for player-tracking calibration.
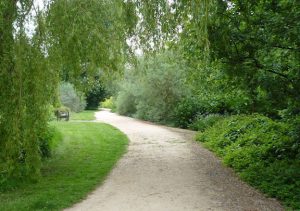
[126,0,214,54]
[46,0,137,86]
[0,0,55,182]
[0,0,137,182]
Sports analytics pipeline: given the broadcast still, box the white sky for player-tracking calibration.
[23,0,48,36]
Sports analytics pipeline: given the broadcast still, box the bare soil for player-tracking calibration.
[65,109,284,211]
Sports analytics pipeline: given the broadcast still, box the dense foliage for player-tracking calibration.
[116,51,188,124]
[84,80,107,110]
[0,2,57,182]
[196,115,300,209]
[207,0,300,116]
[130,0,300,118]
[46,0,136,81]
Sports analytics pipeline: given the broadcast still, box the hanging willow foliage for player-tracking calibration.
[126,0,214,54]
[46,0,138,88]
[0,0,58,182]
[0,0,137,182]
[126,0,214,88]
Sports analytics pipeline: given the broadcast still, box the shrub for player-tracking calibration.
[60,82,86,112]
[196,114,300,209]
[85,80,107,110]
[172,97,206,128]
[189,113,226,131]
[100,96,116,110]
[116,51,188,123]
[116,84,137,116]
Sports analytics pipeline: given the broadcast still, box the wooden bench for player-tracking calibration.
[55,110,70,121]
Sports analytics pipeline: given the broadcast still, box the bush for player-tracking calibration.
[60,82,86,112]
[116,85,137,116]
[189,113,226,131]
[172,97,204,128]
[85,80,107,110]
[196,114,300,209]
[116,51,188,123]
[100,96,116,110]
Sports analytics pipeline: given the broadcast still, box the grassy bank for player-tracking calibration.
[196,114,300,210]
[0,122,128,211]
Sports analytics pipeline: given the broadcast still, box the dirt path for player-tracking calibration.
[66,110,283,211]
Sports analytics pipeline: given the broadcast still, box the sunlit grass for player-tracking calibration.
[70,110,96,120]
[0,122,128,211]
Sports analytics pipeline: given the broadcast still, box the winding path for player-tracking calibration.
[66,110,283,211]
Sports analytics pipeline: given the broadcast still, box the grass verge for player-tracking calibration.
[0,122,128,211]
[70,110,96,120]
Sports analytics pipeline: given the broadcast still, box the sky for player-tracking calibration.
[24,0,48,36]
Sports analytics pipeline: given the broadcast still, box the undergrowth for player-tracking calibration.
[196,114,300,209]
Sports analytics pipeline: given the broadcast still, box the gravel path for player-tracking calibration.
[66,110,283,211]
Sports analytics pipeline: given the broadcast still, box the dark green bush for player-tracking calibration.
[173,93,246,129]
[173,97,207,128]
[189,114,225,131]
[196,114,300,209]
[241,159,300,209]
[85,80,107,110]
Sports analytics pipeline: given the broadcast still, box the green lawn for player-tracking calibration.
[70,110,96,120]
[0,122,128,211]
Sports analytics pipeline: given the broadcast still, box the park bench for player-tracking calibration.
[55,110,70,121]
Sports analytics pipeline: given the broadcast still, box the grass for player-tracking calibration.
[0,122,128,211]
[70,110,96,120]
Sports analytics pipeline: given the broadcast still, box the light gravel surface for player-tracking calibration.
[65,109,284,211]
